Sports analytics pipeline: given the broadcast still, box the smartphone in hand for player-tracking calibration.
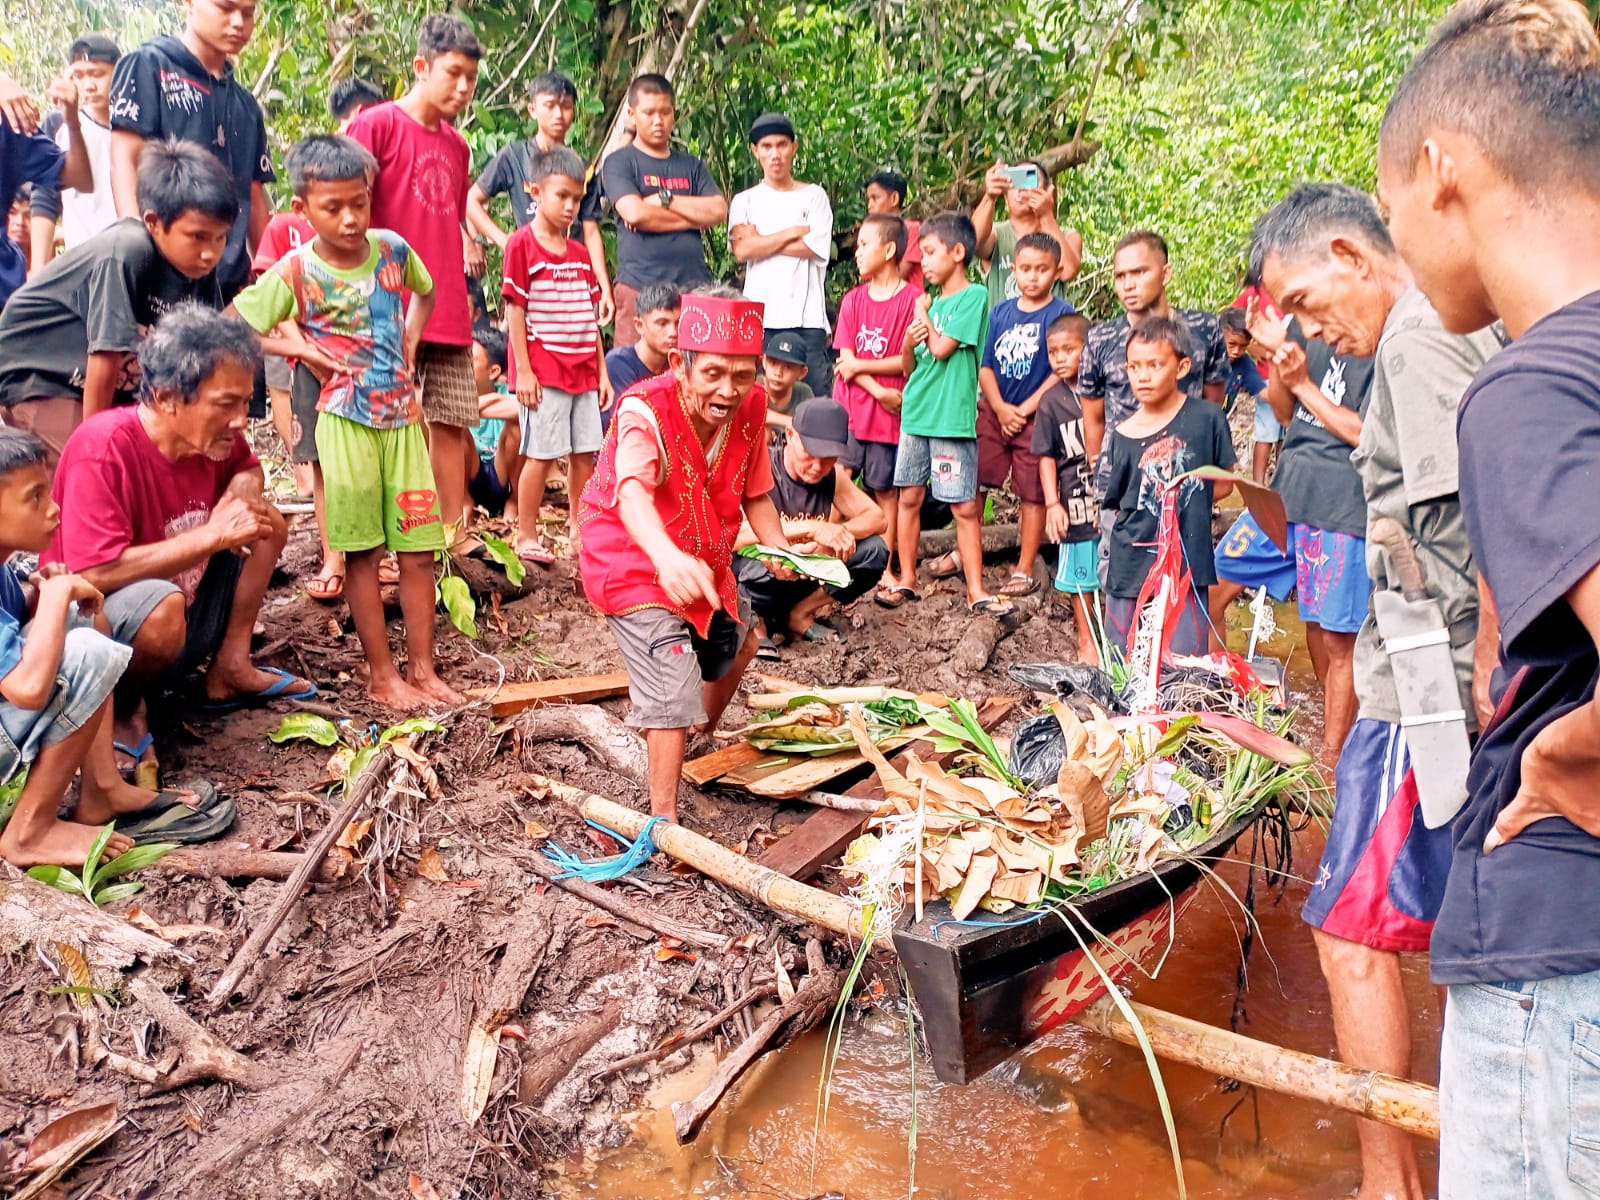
[1002,164,1040,190]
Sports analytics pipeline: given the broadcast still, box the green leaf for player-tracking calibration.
[735,544,852,588]
[80,823,116,896]
[478,534,526,587]
[27,864,83,894]
[92,881,146,907]
[268,713,341,747]
[343,744,379,790]
[97,842,177,882]
[1154,714,1201,759]
[380,717,446,744]
[439,575,479,639]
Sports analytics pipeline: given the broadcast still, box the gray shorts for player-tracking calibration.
[103,553,242,683]
[606,592,752,729]
[518,386,603,460]
[0,623,130,783]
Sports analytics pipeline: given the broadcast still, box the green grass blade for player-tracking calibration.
[80,823,116,896]
[97,841,177,881]
[92,880,146,907]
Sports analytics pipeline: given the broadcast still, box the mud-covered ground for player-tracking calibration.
[0,472,1116,1200]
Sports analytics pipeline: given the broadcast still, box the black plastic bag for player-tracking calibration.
[1007,662,1124,712]
[1009,712,1067,788]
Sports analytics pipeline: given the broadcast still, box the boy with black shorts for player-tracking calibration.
[346,14,482,548]
[835,212,916,595]
[1033,312,1099,662]
[503,146,611,565]
[231,135,460,712]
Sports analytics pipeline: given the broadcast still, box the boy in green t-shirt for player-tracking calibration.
[882,212,1011,616]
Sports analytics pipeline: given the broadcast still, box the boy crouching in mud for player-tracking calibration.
[0,429,193,869]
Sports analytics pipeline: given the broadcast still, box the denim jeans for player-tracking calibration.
[1440,968,1600,1199]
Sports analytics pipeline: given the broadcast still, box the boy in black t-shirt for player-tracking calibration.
[1102,317,1234,658]
[0,140,233,461]
[1032,312,1100,663]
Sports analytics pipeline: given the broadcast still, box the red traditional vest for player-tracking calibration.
[577,373,767,635]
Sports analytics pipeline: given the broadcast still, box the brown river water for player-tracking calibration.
[568,600,1443,1200]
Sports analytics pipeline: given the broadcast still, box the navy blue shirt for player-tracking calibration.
[1432,289,1600,986]
[980,296,1076,406]
[1226,353,1266,412]
[1,126,65,309]
[0,563,28,683]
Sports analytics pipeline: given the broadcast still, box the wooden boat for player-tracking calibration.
[893,796,1271,1084]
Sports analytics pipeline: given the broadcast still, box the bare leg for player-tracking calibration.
[0,700,134,868]
[951,499,994,606]
[427,422,473,534]
[1313,930,1427,1200]
[309,462,344,587]
[205,508,308,702]
[76,700,196,823]
[1208,578,1246,654]
[1252,439,1274,486]
[1321,629,1359,763]
[644,727,687,822]
[1072,593,1100,666]
[893,485,926,592]
[701,626,759,733]
[517,456,555,554]
[398,549,464,706]
[345,546,428,711]
[1015,500,1046,579]
[875,488,899,575]
[565,452,595,548]
[113,591,186,765]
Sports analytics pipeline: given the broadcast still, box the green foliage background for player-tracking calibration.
[2,0,1449,316]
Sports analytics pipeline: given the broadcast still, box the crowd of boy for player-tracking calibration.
[2,4,1598,1198]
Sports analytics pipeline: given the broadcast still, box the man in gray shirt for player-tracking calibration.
[1252,182,1501,1200]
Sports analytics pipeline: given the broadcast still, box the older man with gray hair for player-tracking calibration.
[1250,181,1502,1200]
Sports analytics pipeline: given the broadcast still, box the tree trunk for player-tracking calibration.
[0,872,189,989]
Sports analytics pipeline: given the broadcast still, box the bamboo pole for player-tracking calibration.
[1072,994,1439,1139]
[524,774,888,949]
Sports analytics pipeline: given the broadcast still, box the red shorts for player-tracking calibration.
[976,404,1044,504]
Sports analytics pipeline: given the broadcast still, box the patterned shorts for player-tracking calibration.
[416,342,479,429]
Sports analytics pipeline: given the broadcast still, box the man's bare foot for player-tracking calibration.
[368,676,432,712]
[648,803,678,824]
[0,818,135,870]
[409,673,465,706]
[77,776,199,825]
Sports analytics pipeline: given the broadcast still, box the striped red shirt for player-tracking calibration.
[501,227,601,394]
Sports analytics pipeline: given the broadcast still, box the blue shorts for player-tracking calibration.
[893,433,979,504]
[1253,398,1283,443]
[1301,719,1452,952]
[1053,539,1099,594]
[1214,513,1371,634]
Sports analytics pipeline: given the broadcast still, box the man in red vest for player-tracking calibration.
[578,288,798,822]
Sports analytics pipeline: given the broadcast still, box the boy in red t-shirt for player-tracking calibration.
[834,213,918,601]
[346,15,481,551]
[502,146,612,566]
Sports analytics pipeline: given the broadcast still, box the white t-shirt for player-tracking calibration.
[728,180,832,332]
[53,115,118,249]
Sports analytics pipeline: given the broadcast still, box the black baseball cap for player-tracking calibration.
[792,398,851,460]
[763,331,808,367]
[66,33,120,65]
[749,111,796,143]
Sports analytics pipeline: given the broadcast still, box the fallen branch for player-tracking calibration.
[788,789,884,814]
[671,940,840,1142]
[522,853,730,951]
[517,703,650,782]
[0,871,187,990]
[126,975,267,1092]
[952,616,1005,675]
[152,847,352,884]
[916,522,1021,561]
[518,999,624,1103]
[462,891,556,1124]
[596,983,779,1080]
[206,754,393,1008]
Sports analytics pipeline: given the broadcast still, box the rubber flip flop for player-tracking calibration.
[799,625,841,644]
[116,781,235,846]
[925,550,962,579]
[306,572,344,602]
[998,571,1041,598]
[756,636,782,662]
[968,596,1017,619]
[198,667,318,715]
[517,543,556,567]
[874,585,920,609]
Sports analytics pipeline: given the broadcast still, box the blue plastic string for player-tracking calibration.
[543,816,666,882]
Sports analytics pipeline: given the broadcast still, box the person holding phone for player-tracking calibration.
[972,158,1083,307]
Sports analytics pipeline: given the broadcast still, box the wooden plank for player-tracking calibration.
[681,740,770,786]
[757,697,1016,882]
[728,732,922,797]
[468,671,632,718]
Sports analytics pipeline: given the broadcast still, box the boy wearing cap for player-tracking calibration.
[29,34,120,269]
[729,112,834,394]
[735,397,888,651]
[760,330,814,436]
[577,288,797,823]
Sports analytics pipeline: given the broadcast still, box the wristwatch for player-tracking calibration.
[656,187,674,209]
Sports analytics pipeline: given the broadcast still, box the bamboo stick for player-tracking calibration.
[1072,994,1439,1139]
[524,774,889,949]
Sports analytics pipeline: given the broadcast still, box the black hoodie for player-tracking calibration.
[109,33,272,296]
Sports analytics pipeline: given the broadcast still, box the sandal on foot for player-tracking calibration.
[516,541,556,567]
[925,550,962,579]
[116,781,235,846]
[114,734,161,791]
[874,584,920,609]
[198,667,318,715]
[756,635,783,662]
[968,596,1017,619]
[307,571,344,602]
[798,624,842,644]
[998,571,1040,598]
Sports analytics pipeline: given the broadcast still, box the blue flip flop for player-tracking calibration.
[113,732,154,770]
[199,667,318,715]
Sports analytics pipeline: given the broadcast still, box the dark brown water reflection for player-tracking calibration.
[574,599,1442,1200]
